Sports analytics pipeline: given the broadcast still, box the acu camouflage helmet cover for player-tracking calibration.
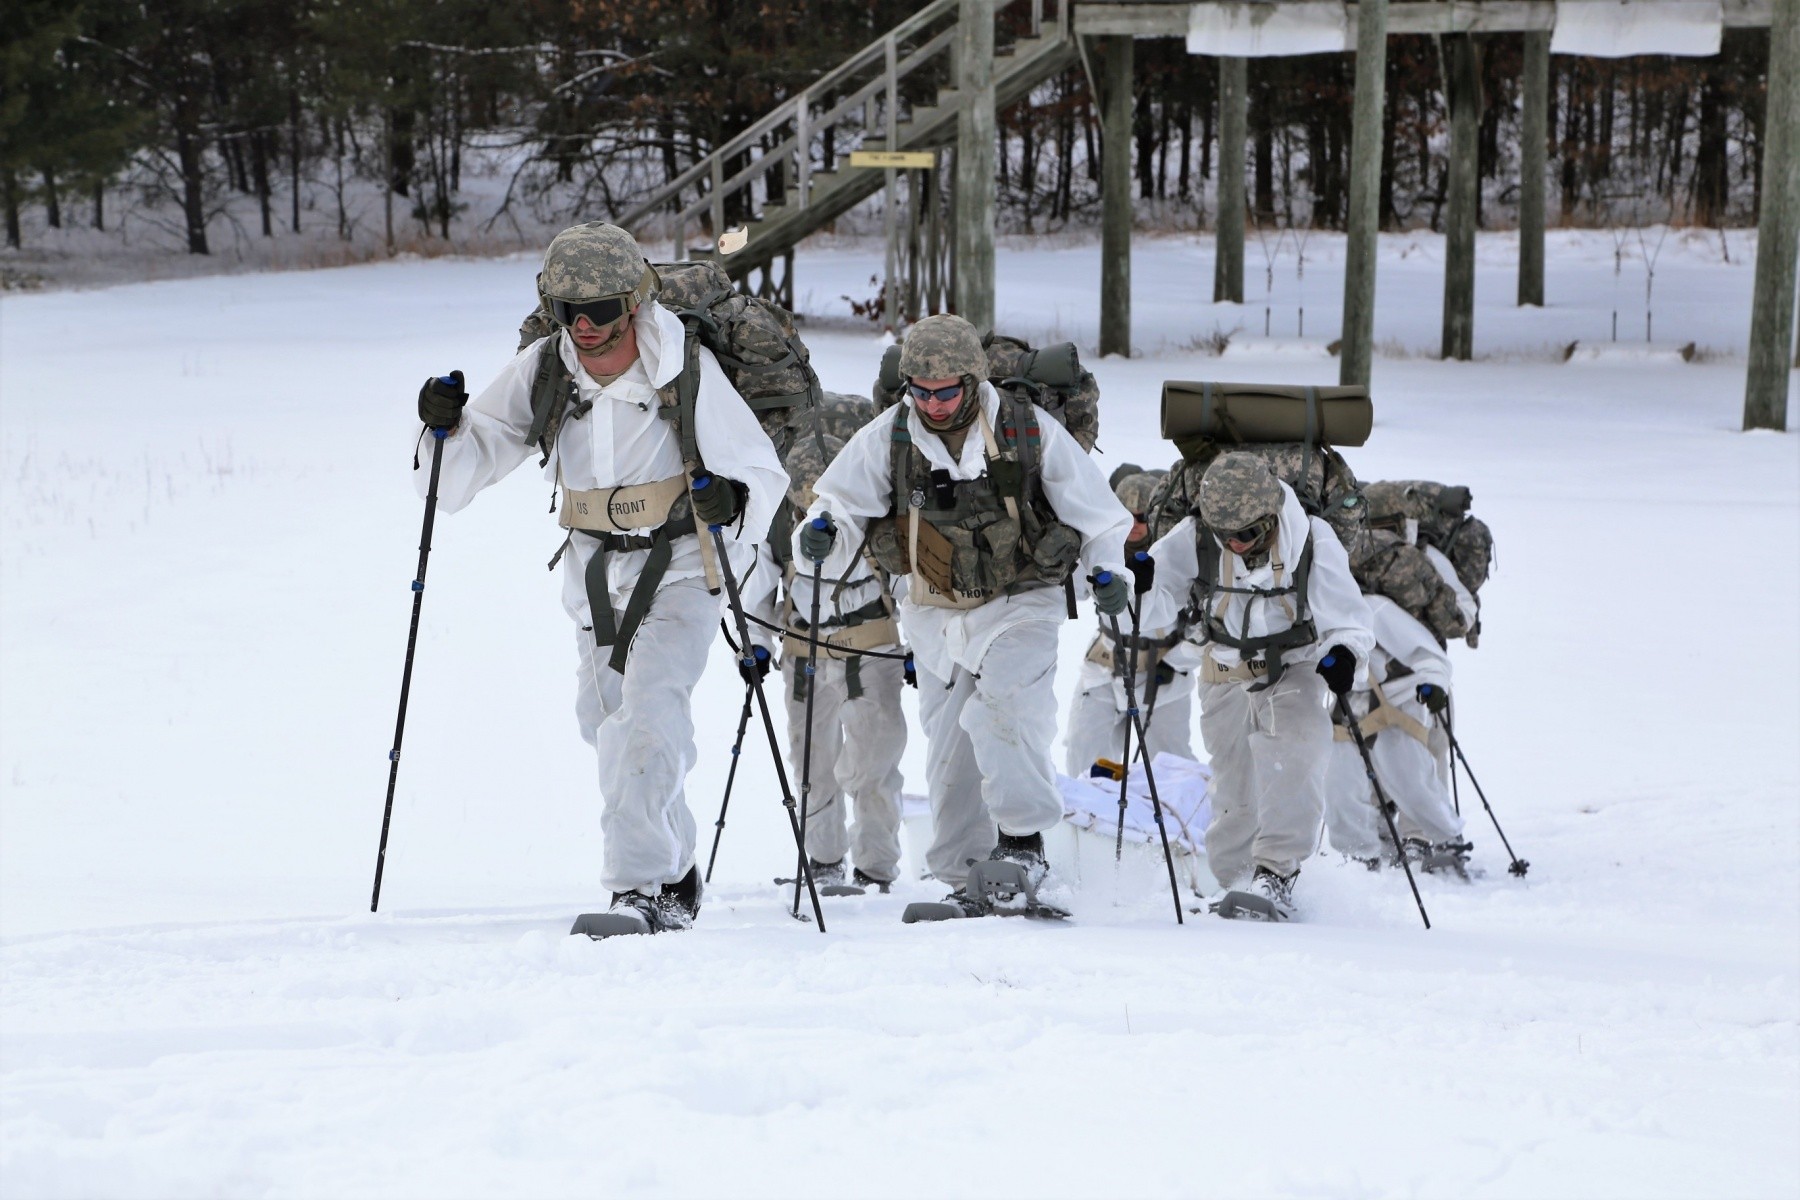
[897,314,989,382]
[538,222,660,309]
[1198,452,1285,531]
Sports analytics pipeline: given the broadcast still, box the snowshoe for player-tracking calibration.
[571,891,660,939]
[1209,866,1297,922]
[901,859,1070,923]
[774,859,865,897]
[1421,840,1477,880]
[571,868,702,938]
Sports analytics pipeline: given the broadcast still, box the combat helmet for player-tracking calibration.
[537,222,660,322]
[1199,452,1285,537]
[898,314,986,431]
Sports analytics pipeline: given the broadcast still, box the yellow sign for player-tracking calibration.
[849,150,937,170]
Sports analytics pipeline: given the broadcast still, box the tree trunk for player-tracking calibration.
[175,119,210,253]
[289,86,302,234]
[1694,59,1729,225]
[1561,64,1582,220]
[1253,69,1274,219]
[92,180,104,231]
[42,167,61,229]
[252,131,273,237]
[3,169,21,248]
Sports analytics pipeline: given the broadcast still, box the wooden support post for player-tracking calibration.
[954,0,996,330]
[1100,35,1133,357]
[710,156,724,250]
[1745,1,1799,431]
[1213,56,1246,304]
[1339,0,1388,390]
[1518,30,1548,307]
[1441,34,1482,361]
[884,36,900,331]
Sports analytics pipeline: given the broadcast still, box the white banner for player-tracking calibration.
[1551,0,1723,58]
[1186,1,1349,57]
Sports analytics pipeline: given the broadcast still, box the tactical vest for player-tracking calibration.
[867,397,1083,607]
[1185,526,1317,691]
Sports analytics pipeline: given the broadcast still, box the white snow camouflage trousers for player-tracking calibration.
[1198,668,1333,885]
[782,651,907,882]
[573,576,719,895]
[916,619,1066,888]
[1063,673,1197,778]
[1323,690,1463,856]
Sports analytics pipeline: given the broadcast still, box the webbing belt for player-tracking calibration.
[1331,677,1431,746]
[560,475,687,533]
[580,513,698,674]
[1201,654,1270,685]
[780,616,902,662]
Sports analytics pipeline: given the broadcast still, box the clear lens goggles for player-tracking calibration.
[906,381,965,404]
[549,293,632,329]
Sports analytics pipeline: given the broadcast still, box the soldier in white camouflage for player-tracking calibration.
[797,314,1133,918]
[742,432,907,892]
[1139,452,1373,920]
[1063,467,1201,776]
[412,222,788,936]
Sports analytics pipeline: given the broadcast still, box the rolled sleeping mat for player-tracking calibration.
[1161,381,1373,447]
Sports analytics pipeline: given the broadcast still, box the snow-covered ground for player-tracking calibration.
[2,232,1795,1198]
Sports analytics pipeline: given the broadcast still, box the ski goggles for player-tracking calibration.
[547,293,633,329]
[906,381,965,404]
[1223,516,1276,546]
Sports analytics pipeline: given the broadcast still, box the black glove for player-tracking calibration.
[690,473,745,527]
[1127,550,1155,594]
[799,514,837,563]
[903,653,917,688]
[1092,570,1130,617]
[1154,661,1177,688]
[1416,683,1450,714]
[417,371,468,429]
[1316,644,1356,696]
[738,644,771,686]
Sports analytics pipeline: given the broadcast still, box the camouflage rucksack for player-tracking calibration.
[1363,480,1494,597]
[873,331,1100,452]
[517,260,822,468]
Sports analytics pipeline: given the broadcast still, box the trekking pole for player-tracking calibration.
[1332,690,1432,929]
[791,525,829,917]
[1096,567,1184,925]
[370,409,452,912]
[706,516,827,931]
[1111,605,1136,864]
[703,682,756,883]
[1436,712,1530,878]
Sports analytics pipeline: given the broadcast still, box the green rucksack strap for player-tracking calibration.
[525,337,580,466]
[1300,386,1318,502]
[655,320,705,469]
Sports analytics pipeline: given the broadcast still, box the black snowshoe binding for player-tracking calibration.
[774,858,867,897]
[1210,866,1297,922]
[852,867,893,894]
[571,867,702,938]
[902,835,1069,924]
[1420,839,1477,880]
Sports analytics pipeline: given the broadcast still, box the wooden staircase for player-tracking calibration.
[616,0,1077,295]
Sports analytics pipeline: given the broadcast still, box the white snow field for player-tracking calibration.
[2,230,1796,1199]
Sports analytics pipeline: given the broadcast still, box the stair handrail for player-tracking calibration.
[619,0,965,232]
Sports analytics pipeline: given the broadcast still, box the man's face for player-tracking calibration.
[570,305,635,358]
[908,376,965,425]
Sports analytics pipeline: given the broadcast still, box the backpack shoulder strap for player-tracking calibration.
[525,336,575,466]
[655,320,703,470]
